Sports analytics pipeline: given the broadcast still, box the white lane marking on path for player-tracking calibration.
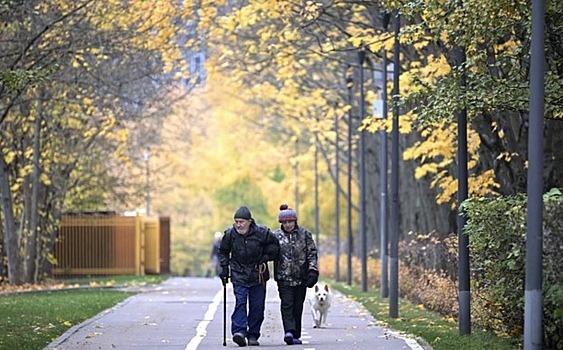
[184,288,223,350]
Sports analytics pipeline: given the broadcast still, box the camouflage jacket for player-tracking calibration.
[272,225,318,286]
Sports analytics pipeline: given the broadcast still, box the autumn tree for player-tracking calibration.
[192,1,451,259]
[0,0,194,284]
[392,0,563,199]
[192,0,562,253]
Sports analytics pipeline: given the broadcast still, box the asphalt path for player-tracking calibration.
[46,277,428,350]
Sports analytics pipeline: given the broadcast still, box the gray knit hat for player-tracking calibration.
[234,206,252,220]
[278,204,297,222]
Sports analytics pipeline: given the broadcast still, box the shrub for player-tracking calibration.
[398,232,459,317]
[462,188,563,349]
[320,188,562,349]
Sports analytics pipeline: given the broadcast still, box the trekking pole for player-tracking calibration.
[223,281,227,346]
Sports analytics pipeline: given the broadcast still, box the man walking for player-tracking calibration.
[219,206,280,347]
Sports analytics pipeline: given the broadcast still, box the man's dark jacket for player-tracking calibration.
[218,221,279,287]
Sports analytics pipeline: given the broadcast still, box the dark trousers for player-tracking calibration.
[277,284,307,339]
[232,284,266,339]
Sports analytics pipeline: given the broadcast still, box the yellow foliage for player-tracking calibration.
[415,163,439,179]
[404,120,499,207]
[105,128,129,143]
[402,54,451,97]
[3,150,16,165]
[494,39,520,55]
[399,112,414,134]
[40,173,52,186]
[11,182,21,192]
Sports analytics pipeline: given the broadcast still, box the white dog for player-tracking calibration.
[308,283,331,328]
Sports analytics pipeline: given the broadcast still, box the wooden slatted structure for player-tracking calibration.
[54,214,145,276]
[144,216,160,275]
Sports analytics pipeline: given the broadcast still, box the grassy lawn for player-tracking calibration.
[330,281,519,350]
[0,275,167,350]
[60,274,168,288]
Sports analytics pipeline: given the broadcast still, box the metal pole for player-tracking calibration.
[315,138,320,250]
[380,50,389,298]
[389,12,400,319]
[335,112,341,281]
[223,283,227,346]
[358,49,368,292]
[346,71,354,286]
[456,42,471,335]
[294,139,299,213]
[524,0,545,348]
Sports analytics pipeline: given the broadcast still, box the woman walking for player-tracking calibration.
[272,204,319,345]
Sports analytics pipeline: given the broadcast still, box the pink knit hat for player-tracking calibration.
[278,204,297,222]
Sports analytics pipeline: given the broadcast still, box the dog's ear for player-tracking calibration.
[324,284,330,292]
[315,284,319,292]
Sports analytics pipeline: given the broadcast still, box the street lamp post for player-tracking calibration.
[358,48,368,292]
[346,70,354,286]
[389,11,400,319]
[335,110,341,281]
[294,139,299,213]
[524,1,546,348]
[315,137,320,250]
[373,54,391,299]
[456,42,471,336]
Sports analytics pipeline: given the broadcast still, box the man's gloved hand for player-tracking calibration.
[219,267,229,286]
[306,270,319,288]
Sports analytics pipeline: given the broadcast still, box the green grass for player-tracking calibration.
[330,281,519,350]
[58,274,168,287]
[0,275,167,350]
[0,289,132,350]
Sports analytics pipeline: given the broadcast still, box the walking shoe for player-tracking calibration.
[283,332,294,345]
[293,338,302,345]
[233,332,247,347]
[247,337,260,346]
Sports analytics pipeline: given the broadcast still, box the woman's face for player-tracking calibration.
[281,220,296,232]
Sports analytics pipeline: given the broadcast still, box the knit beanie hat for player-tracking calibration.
[278,204,298,222]
[234,206,252,220]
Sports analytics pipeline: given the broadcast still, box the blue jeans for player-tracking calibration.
[231,283,266,339]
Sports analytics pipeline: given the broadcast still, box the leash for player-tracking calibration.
[257,262,267,288]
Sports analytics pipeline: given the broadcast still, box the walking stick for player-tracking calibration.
[223,281,227,346]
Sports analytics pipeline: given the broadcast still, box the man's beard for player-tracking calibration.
[236,227,248,235]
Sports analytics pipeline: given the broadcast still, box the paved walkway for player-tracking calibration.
[46,277,429,350]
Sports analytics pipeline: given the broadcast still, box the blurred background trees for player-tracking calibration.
[1,0,561,288]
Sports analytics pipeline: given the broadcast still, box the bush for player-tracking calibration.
[320,235,459,318]
[462,188,563,349]
[320,188,562,349]
[398,232,459,317]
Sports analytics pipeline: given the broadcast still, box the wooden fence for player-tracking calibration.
[53,214,170,277]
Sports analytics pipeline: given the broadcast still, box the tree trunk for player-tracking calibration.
[27,100,42,283]
[0,156,23,285]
